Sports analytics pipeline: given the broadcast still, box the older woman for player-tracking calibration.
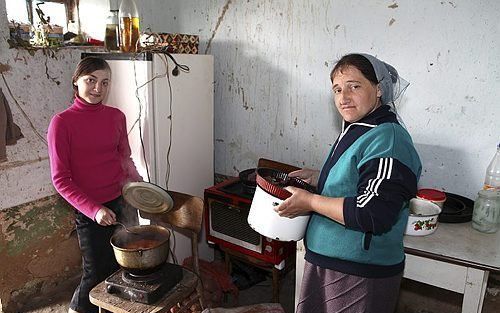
[276,53,421,313]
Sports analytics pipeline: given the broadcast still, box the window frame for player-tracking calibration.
[25,0,79,27]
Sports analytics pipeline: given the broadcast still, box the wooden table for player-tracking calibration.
[403,222,500,313]
[89,268,198,313]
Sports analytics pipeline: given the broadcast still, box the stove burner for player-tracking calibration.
[105,263,183,304]
[218,180,255,200]
[122,270,162,284]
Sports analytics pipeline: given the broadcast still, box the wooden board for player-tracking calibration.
[89,268,198,313]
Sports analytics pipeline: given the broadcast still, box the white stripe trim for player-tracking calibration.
[357,158,393,208]
[333,122,378,158]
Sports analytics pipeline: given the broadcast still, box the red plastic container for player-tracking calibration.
[417,188,447,208]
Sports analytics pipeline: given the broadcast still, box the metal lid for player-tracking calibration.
[478,189,500,199]
[417,188,447,201]
[122,182,174,214]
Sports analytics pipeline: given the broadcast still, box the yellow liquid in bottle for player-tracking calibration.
[120,17,140,53]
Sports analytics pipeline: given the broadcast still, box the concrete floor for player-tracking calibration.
[16,259,500,313]
[18,272,500,313]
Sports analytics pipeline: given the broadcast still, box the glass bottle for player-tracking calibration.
[118,0,140,53]
[484,143,500,191]
[104,10,119,52]
[472,189,500,233]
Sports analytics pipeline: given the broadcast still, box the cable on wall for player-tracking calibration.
[1,72,47,146]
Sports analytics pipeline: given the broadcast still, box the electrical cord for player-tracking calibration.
[127,48,193,270]
[162,53,174,191]
[128,50,188,184]
[160,48,190,76]
[132,60,151,182]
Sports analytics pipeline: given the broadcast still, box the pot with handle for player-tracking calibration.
[110,224,170,275]
[247,167,315,241]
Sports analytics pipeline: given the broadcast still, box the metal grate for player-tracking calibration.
[210,201,261,245]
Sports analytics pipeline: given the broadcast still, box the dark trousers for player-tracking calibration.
[69,197,122,313]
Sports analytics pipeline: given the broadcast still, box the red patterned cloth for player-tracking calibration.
[183,257,239,307]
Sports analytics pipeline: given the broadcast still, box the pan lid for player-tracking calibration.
[122,182,174,214]
[439,192,473,223]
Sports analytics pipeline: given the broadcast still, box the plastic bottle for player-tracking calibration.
[104,10,119,52]
[118,0,140,53]
[484,143,500,191]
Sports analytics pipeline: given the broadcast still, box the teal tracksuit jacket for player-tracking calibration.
[305,105,422,278]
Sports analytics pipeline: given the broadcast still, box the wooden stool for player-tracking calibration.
[221,246,295,303]
[89,268,198,313]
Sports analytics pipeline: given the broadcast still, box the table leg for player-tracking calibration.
[223,251,234,304]
[272,267,280,303]
[295,239,305,312]
[462,267,489,313]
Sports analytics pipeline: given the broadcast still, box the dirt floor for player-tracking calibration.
[14,271,500,313]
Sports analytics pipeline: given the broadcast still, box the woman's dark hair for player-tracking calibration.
[330,54,377,85]
[72,57,111,92]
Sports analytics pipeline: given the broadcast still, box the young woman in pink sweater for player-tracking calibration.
[47,56,142,313]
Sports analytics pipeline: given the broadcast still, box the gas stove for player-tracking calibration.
[204,177,296,269]
[105,262,183,304]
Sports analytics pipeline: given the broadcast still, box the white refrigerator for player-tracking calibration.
[82,52,214,263]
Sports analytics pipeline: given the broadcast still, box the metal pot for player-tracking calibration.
[110,225,170,275]
[247,168,315,241]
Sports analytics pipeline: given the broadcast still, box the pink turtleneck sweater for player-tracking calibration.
[47,97,142,220]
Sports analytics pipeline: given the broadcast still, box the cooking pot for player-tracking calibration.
[247,168,315,241]
[110,224,170,275]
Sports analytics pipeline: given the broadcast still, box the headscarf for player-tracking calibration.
[359,53,408,106]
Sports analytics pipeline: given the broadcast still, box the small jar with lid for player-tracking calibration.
[417,188,447,209]
[471,189,500,233]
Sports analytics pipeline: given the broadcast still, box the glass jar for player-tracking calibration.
[118,0,140,53]
[472,189,500,233]
[104,10,119,51]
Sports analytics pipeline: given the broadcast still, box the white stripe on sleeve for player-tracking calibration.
[357,158,393,208]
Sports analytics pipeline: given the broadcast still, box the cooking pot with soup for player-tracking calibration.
[110,224,170,275]
[247,167,315,241]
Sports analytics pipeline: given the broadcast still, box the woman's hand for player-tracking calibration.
[288,168,319,187]
[95,206,117,226]
[275,187,346,224]
[274,186,314,218]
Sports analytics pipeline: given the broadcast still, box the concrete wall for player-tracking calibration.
[1,1,104,310]
[2,0,498,212]
[0,0,499,310]
[139,0,500,200]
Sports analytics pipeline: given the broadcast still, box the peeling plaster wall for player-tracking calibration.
[2,0,498,210]
[141,0,499,199]
[0,0,498,310]
[0,1,102,310]
[0,4,79,208]
[0,195,80,313]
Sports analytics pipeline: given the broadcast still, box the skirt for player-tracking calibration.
[296,260,403,313]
